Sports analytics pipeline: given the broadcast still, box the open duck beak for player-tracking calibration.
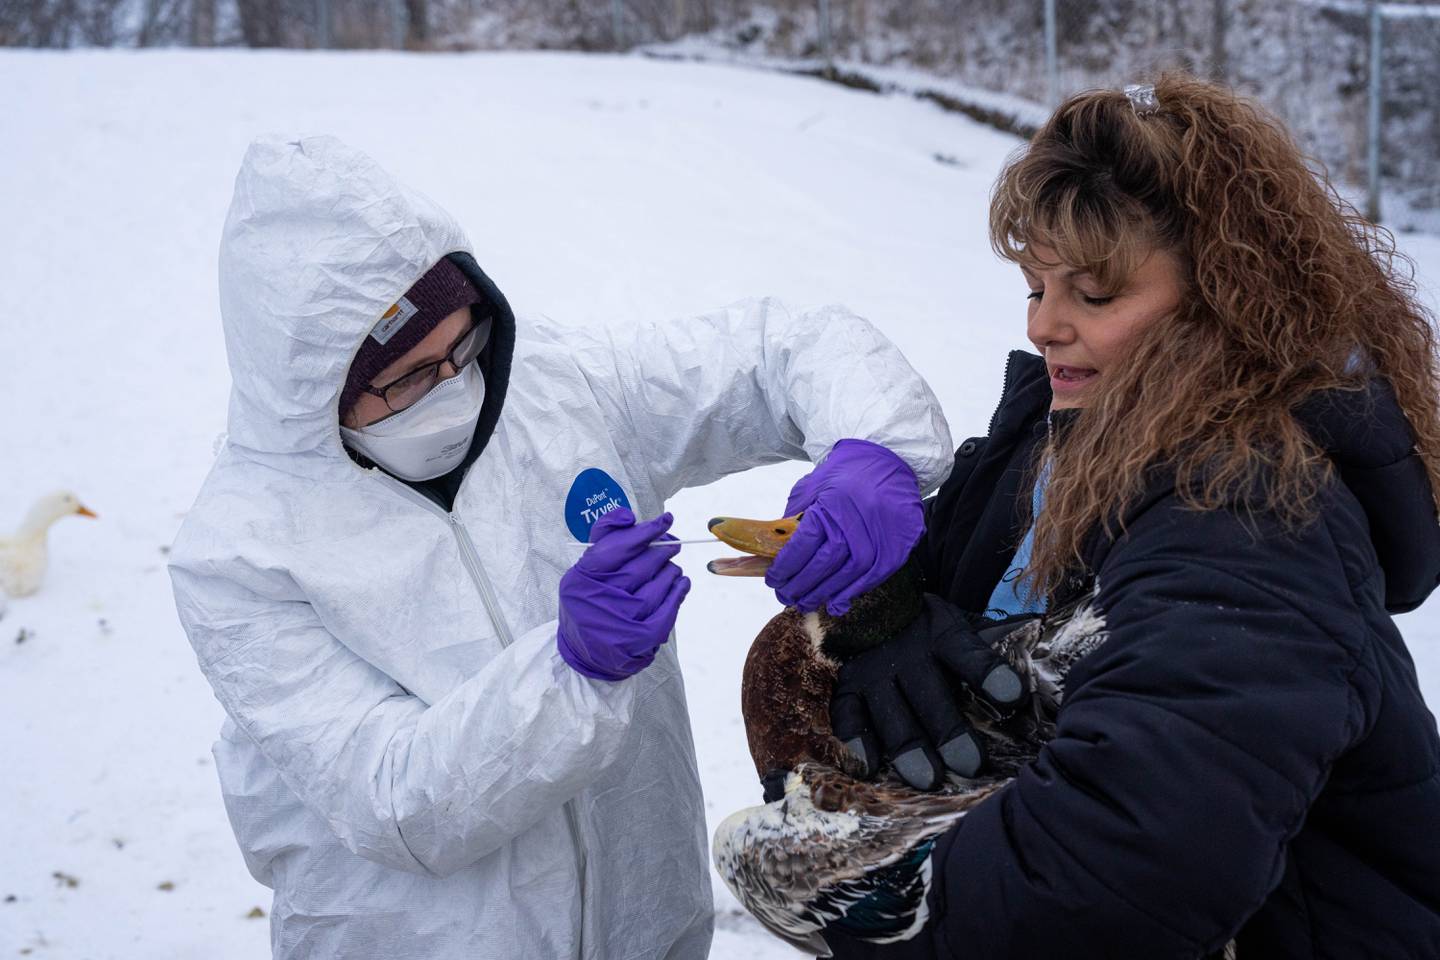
[76,504,98,519]
[705,515,800,576]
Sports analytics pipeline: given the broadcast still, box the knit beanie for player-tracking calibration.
[341,257,480,418]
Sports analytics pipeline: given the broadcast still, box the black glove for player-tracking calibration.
[829,593,1030,790]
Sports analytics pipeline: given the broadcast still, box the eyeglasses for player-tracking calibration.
[361,317,491,415]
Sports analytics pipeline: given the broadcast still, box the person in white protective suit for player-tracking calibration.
[167,134,954,959]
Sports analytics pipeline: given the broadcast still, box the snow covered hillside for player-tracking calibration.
[2,50,1438,959]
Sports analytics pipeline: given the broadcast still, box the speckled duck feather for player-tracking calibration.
[714,582,1110,955]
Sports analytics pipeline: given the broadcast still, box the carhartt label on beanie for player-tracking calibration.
[370,297,420,346]
[341,257,480,417]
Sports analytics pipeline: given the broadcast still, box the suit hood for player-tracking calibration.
[217,135,509,479]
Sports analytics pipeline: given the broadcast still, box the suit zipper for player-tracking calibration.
[373,473,588,955]
[446,514,516,649]
[450,512,590,957]
[449,513,588,957]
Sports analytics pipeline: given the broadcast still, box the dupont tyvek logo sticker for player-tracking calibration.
[565,468,632,542]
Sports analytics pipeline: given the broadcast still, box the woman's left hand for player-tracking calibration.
[765,438,924,615]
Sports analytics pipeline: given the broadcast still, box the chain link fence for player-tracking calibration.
[4,0,1436,227]
[603,0,1440,229]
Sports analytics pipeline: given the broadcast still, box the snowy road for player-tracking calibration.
[2,50,1438,958]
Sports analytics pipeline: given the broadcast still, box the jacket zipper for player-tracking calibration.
[372,473,588,956]
[987,351,1022,437]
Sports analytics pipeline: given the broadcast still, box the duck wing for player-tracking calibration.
[714,763,1005,956]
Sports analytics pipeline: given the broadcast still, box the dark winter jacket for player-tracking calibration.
[835,350,1440,959]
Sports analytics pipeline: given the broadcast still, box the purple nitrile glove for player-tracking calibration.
[765,438,924,616]
[557,508,692,681]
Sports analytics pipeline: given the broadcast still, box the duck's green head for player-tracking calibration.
[706,515,924,660]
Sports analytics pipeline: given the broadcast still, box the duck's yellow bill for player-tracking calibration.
[76,505,98,519]
[705,515,800,576]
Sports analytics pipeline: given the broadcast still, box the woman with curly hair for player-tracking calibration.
[823,74,1440,958]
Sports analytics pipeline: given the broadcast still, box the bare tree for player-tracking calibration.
[236,0,283,46]
[1,0,138,46]
[1210,0,1228,82]
[405,0,429,45]
[137,0,191,46]
[191,0,214,45]
[1,0,71,46]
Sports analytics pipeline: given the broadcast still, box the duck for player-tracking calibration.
[1,491,97,605]
[706,514,1107,956]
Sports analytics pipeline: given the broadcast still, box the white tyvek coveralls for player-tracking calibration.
[168,135,953,959]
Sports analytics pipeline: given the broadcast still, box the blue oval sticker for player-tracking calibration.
[565,468,633,543]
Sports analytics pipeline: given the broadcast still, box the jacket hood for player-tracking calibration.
[1295,378,1440,611]
[217,135,514,479]
[999,350,1440,612]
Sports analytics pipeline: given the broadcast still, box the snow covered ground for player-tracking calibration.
[2,50,1438,959]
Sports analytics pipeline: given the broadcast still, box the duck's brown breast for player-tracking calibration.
[741,611,858,780]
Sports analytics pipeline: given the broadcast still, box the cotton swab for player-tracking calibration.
[564,539,721,548]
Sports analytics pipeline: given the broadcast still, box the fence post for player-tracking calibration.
[1366,0,1382,223]
[613,0,625,50]
[391,0,406,48]
[316,0,330,48]
[1044,0,1058,105]
[818,0,833,76]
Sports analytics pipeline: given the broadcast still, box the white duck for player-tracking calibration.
[1,491,97,604]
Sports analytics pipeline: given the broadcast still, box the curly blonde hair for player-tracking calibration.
[989,72,1440,601]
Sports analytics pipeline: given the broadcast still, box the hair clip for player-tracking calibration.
[1123,83,1161,116]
